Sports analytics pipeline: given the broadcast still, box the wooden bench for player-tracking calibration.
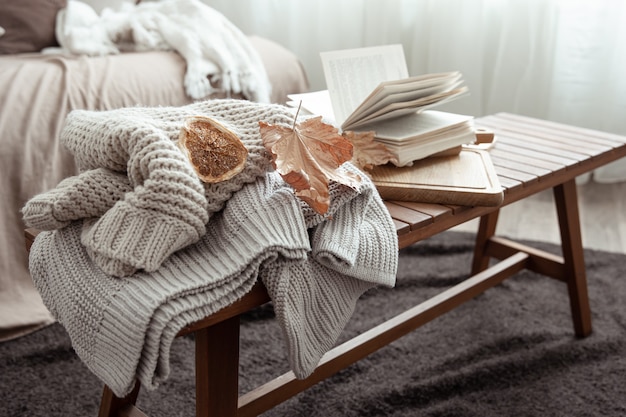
[25,112,626,417]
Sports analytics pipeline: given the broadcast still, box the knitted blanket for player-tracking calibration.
[25,99,398,397]
[53,0,271,102]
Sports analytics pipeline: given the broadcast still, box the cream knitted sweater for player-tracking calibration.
[24,99,290,276]
[25,99,399,397]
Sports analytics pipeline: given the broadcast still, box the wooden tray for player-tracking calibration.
[370,148,504,206]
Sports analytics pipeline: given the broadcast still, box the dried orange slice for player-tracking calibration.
[178,116,248,183]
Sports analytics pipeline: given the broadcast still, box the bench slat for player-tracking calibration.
[479,116,617,152]
[493,113,626,146]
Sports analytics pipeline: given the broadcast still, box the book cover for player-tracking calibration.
[369,148,504,207]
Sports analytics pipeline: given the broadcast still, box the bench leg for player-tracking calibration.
[554,180,592,337]
[98,382,141,417]
[195,315,240,417]
[471,209,500,275]
[470,179,592,337]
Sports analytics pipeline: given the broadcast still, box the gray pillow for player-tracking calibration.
[0,0,67,54]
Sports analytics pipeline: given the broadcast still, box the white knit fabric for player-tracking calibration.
[54,0,271,102]
[25,100,399,397]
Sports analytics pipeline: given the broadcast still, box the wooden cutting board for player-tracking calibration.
[370,148,504,206]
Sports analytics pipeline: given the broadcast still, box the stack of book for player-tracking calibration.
[338,68,473,167]
[290,44,475,167]
[288,44,503,206]
[358,108,474,167]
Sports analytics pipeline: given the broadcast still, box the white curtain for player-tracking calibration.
[206,0,626,182]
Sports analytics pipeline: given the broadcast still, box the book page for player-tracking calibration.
[344,73,464,127]
[368,110,474,141]
[287,90,335,120]
[321,45,408,125]
[345,87,469,130]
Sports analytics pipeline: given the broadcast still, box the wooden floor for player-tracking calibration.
[452,180,626,255]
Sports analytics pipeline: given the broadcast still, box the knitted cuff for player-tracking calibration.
[22,168,132,231]
[312,185,398,287]
[310,205,361,271]
[81,201,205,277]
[299,164,363,229]
[80,219,138,277]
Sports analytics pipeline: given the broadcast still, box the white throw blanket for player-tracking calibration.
[52,0,271,102]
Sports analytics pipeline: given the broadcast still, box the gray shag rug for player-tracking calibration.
[2,231,626,417]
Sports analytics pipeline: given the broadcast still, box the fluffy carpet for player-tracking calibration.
[2,231,625,417]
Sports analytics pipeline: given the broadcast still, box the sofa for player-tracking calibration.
[0,0,310,341]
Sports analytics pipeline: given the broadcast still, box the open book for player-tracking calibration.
[339,71,467,131]
[320,44,469,131]
[288,45,475,166]
[291,45,501,203]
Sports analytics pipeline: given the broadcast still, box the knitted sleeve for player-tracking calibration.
[22,168,131,231]
[63,99,297,214]
[60,111,209,276]
[81,132,209,276]
[30,99,298,277]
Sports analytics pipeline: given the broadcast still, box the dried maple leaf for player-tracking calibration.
[342,130,398,171]
[259,115,360,214]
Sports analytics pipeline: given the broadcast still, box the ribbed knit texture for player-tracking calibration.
[23,99,296,276]
[261,165,398,378]
[22,168,131,231]
[30,171,311,396]
[26,100,399,397]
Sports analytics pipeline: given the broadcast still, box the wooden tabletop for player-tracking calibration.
[386,112,626,249]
